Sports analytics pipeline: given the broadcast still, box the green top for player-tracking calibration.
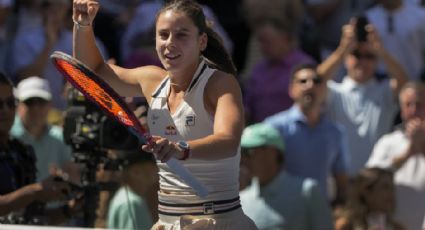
[107,187,153,230]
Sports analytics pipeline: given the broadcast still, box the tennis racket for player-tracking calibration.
[51,51,208,197]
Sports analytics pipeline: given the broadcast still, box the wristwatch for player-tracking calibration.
[176,141,191,160]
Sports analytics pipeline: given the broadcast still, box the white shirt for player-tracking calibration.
[326,77,397,175]
[367,129,425,230]
[148,60,240,202]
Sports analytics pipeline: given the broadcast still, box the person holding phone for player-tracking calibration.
[317,19,408,176]
[72,0,257,229]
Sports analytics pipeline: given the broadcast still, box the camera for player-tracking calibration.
[62,88,144,227]
[63,89,140,152]
[356,15,369,42]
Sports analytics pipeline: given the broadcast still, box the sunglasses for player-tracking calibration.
[352,51,376,60]
[294,77,323,85]
[23,97,49,107]
[0,96,17,110]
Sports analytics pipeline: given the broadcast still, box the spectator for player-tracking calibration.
[8,0,108,110]
[13,0,44,35]
[11,76,78,183]
[334,168,403,230]
[244,18,315,123]
[304,0,375,60]
[241,0,306,77]
[107,150,158,230]
[0,72,73,225]
[366,82,425,230]
[318,21,408,175]
[240,123,333,230]
[264,63,350,203]
[366,0,425,81]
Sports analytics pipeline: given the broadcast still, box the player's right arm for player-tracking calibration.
[72,0,165,100]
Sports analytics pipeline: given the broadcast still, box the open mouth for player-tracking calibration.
[164,53,181,60]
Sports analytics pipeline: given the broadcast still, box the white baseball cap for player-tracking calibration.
[16,76,52,101]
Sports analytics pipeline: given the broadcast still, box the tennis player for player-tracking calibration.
[72,0,257,229]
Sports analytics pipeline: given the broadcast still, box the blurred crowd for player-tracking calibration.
[1,0,425,229]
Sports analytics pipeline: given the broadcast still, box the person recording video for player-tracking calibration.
[0,72,78,225]
[317,17,408,176]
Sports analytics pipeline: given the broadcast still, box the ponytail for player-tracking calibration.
[203,26,237,76]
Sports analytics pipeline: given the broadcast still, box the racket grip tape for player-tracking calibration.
[132,132,209,197]
[166,158,209,197]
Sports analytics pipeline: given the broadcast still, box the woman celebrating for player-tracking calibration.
[72,0,257,229]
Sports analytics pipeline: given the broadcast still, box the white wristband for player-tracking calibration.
[73,19,91,29]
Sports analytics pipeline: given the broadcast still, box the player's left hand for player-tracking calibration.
[142,136,182,162]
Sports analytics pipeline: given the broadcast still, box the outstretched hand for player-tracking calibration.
[73,0,100,26]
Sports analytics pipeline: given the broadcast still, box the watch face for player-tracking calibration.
[178,141,189,149]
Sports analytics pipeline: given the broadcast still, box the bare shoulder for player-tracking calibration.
[124,65,168,102]
[204,70,242,113]
[205,70,241,95]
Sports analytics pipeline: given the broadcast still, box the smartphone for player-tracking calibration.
[356,16,369,42]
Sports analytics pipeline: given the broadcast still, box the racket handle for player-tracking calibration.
[140,134,208,197]
[166,158,209,198]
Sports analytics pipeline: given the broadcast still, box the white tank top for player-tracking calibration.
[147,59,240,202]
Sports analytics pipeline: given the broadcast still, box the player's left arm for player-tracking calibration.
[188,71,244,160]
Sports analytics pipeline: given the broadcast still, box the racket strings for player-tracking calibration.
[58,60,135,127]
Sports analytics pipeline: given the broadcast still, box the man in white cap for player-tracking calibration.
[11,76,78,182]
[239,123,333,230]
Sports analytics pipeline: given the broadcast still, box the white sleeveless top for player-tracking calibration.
[147,60,240,202]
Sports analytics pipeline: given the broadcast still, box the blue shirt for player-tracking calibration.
[10,116,71,181]
[264,105,350,197]
[240,171,333,230]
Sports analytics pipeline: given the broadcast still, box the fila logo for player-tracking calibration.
[185,115,195,126]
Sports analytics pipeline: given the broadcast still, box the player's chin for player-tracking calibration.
[161,60,177,71]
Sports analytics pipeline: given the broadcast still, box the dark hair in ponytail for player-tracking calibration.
[157,0,237,75]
